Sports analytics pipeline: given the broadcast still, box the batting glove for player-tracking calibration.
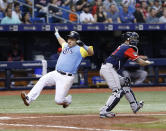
[76,40,84,47]
[54,27,60,38]
[145,60,154,65]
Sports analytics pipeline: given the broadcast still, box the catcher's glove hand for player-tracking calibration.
[76,40,84,47]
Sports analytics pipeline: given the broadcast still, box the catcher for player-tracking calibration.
[99,32,153,118]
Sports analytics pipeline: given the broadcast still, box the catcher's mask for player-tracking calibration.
[121,32,139,46]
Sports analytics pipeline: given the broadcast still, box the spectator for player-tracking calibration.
[121,0,136,13]
[23,0,33,13]
[152,0,161,12]
[80,3,95,23]
[35,0,49,18]
[107,4,121,23]
[69,4,78,23]
[0,0,7,13]
[121,0,136,7]
[1,7,22,24]
[92,0,103,15]
[22,12,32,24]
[141,1,149,19]
[94,5,108,23]
[48,0,62,23]
[156,2,166,17]
[146,7,159,23]
[12,3,22,21]
[76,0,88,12]
[134,3,145,23]
[159,8,166,23]
[8,41,24,61]
[103,0,117,12]
[119,5,136,23]
[25,0,32,6]
[122,55,148,85]
[51,0,62,6]
[62,0,71,8]
[122,66,148,85]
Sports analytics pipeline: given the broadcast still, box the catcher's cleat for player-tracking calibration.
[100,112,116,118]
[133,101,144,114]
[21,92,29,106]
[63,95,72,108]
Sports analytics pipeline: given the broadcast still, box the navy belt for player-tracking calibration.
[57,70,73,76]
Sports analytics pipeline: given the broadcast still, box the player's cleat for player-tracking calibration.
[21,92,30,106]
[100,112,116,118]
[133,101,144,113]
[63,95,72,108]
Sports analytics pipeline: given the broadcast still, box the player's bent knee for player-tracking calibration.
[121,77,131,87]
[142,71,148,78]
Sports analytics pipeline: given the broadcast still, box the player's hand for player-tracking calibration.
[54,27,60,38]
[140,55,148,60]
[76,40,84,47]
[145,60,153,65]
[55,27,58,33]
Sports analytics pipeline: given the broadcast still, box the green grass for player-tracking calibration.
[0,90,166,130]
[0,91,166,114]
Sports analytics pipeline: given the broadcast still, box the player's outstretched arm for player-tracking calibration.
[136,57,153,66]
[54,27,66,46]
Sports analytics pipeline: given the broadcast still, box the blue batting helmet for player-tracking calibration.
[67,31,80,40]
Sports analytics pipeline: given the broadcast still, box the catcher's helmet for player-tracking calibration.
[67,31,80,40]
[130,32,139,46]
[121,32,139,46]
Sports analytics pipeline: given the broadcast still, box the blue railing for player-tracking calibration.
[0,23,166,31]
[0,60,91,90]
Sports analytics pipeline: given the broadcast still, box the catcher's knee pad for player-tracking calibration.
[105,89,125,112]
[121,77,131,87]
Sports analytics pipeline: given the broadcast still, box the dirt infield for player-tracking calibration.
[0,113,164,131]
[0,87,166,131]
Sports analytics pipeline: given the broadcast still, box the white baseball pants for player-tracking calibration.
[100,63,124,91]
[27,70,75,105]
[122,69,147,84]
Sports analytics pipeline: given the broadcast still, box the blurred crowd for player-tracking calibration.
[0,0,166,24]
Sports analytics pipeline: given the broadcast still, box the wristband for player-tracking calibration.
[55,32,60,38]
[83,45,89,51]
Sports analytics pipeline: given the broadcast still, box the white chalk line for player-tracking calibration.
[0,123,128,131]
[0,113,166,120]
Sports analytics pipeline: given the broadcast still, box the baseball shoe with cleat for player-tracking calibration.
[100,111,116,118]
[21,92,30,106]
[63,95,72,108]
[133,101,144,114]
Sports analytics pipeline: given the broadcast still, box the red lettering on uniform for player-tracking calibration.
[112,46,120,55]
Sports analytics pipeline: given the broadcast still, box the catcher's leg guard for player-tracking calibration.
[100,89,124,118]
[106,89,125,112]
[123,86,144,113]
